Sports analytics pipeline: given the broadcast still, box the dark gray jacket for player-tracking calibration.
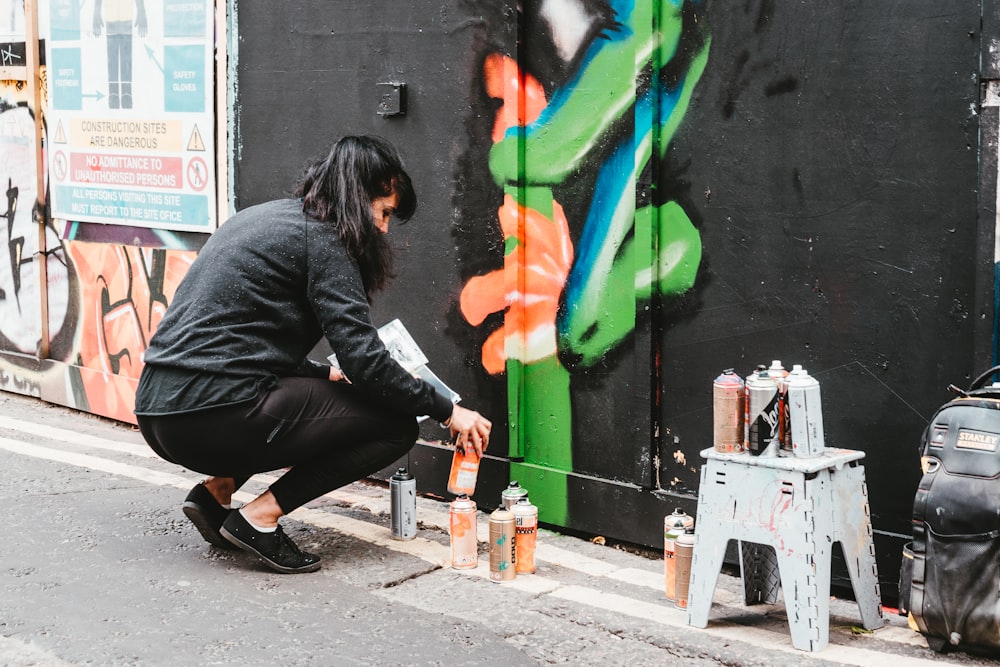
[135,198,453,421]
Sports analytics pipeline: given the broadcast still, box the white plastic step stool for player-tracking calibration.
[686,447,884,652]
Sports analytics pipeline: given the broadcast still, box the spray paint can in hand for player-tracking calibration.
[501,480,528,510]
[449,494,478,570]
[447,446,481,496]
[788,365,825,457]
[512,496,538,574]
[664,508,694,601]
[713,369,746,453]
[489,505,517,581]
[674,527,696,610]
[389,466,416,540]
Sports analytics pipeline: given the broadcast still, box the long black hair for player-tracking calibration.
[296,135,417,297]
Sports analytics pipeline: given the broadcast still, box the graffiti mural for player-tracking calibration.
[459,0,710,523]
[64,240,195,421]
[0,220,197,422]
[1,63,199,422]
[0,76,74,363]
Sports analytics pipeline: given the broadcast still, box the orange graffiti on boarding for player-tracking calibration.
[68,242,194,420]
[483,53,547,142]
[459,54,571,374]
[459,195,573,374]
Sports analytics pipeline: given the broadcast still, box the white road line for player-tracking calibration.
[0,635,77,667]
[0,436,188,487]
[550,586,945,667]
[0,415,155,458]
[0,424,937,662]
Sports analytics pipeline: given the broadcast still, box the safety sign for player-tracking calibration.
[45,0,216,230]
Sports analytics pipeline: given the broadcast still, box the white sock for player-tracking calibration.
[239,508,277,533]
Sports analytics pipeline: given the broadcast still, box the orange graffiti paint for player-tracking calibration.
[458,195,573,374]
[483,53,548,143]
[66,241,195,423]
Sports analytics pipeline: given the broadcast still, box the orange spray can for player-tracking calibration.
[447,447,481,496]
[449,494,478,569]
[664,507,694,600]
[512,496,538,574]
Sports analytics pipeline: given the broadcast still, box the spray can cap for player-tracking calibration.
[503,481,525,495]
[392,466,413,481]
[491,504,514,518]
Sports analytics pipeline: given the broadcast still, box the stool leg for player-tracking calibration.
[842,540,884,630]
[777,543,831,652]
[836,471,884,630]
[686,533,731,628]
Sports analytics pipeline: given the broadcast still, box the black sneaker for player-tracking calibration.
[182,483,237,550]
[220,511,322,574]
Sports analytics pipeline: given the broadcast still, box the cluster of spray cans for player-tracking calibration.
[446,443,539,580]
[712,361,826,458]
[450,482,539,580]
[663,508,696,609]
[485,482,538,581]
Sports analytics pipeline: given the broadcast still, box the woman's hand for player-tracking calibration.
[448,405,492,458]
[328,366,351,383]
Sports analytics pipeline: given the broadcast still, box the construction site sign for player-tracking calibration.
[44,0,216,231]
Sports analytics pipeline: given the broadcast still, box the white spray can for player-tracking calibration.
[787,365,825,457]
[390,466,417,540]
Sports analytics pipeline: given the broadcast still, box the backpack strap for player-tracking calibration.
[910,470,933,553]
[908,469,935,633]
[968,365,1000,392]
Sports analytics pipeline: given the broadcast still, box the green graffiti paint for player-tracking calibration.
[495,182,573,522]
[655,201,702,295]
[559,200,701,365]
[509,462,570,528]
[478,2,710,531]
[505,328,572,521]
[658,40,711,157]
[522,356,573,470]
[488,3,688,186]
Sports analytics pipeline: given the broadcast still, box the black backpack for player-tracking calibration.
[900,365,1000,654]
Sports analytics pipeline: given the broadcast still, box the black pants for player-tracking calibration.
[137,377,418,513]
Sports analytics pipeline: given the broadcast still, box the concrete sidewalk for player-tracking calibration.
[0,390,995,666]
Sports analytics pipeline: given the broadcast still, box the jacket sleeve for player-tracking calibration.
[305,224,454,422]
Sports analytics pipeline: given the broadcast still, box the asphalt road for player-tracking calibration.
[0,390,995,667]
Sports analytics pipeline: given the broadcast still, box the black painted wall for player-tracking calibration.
[661,0,980,550]
[233,1,989,601]
[233,0,510,454]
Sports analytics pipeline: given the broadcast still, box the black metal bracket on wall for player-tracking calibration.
[376,82,406,118]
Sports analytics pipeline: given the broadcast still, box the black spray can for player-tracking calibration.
[390,466,416,540]
[745,368,780,457]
